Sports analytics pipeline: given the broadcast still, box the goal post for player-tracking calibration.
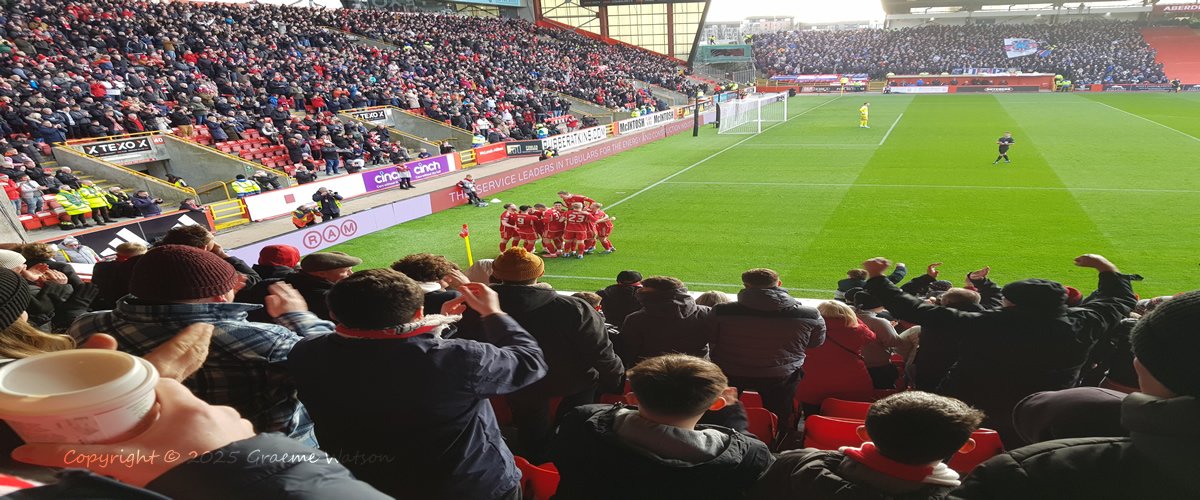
[717,92,789,135]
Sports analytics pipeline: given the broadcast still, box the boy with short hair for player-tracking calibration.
[755,391,983,499]
[551,354,773,499]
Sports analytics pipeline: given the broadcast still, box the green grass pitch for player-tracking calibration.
[329,92,1200,297]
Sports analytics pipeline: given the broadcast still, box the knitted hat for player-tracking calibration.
[130,245,240,301]
[259,245,300,268]
[0,249,26,271]
[1001,279,1067,312]
[929,280,953,294]
[616,270,643,284]
[1131,290,1200,398]
[0,268,31,330]
[491,247,544,282]
[301,252,362,272]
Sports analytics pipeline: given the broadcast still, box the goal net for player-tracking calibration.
[717,92,789,135]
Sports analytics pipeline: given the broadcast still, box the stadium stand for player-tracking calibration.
[0,2,1197,499]
[754,20,1167,84]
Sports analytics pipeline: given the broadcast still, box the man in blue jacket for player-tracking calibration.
[284,269,548,500]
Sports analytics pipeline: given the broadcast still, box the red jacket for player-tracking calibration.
[1,179,19,200]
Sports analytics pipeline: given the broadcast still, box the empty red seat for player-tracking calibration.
[949,429,1004,474]
[514,456,559,500]
[745,407,778,446]
[820,398,872,420]
[803,415,867,451]
[740,391,764,409]
[19,214,41,230]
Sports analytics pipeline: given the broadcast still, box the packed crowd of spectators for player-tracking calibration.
[755,20,1166,84]
[0,228,1192,498]
[0,0,695,159]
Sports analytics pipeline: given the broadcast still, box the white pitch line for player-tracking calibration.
[607,95,844,209]
[662,181,1200,194]
[542,274,836,294]
[879,113,904,146]
[1092,101,1200,143]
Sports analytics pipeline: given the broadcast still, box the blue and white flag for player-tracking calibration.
[1003,38,1039,58]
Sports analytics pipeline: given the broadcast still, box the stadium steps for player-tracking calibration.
[1141,27,1200,83]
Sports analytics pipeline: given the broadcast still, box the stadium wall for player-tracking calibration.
[227,110,715,263]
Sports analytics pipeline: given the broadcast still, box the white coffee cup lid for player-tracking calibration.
[0,350,152,417]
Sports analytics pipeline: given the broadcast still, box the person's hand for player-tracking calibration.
[1074,254,1118,273]
[455,282,503,317]
[265,282,309,317]
[862,258,891,278]
[81,324,213,381]
[208,241,229,259]
[967,266,991,282]
[926,262,942,278]
[39,269,68,285]
[12,379,254,487]
[441,268,470,290]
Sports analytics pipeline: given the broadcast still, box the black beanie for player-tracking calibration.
[853,289,883,310]
[0,268,31,330]
[1001,279,1067,312]
[1132,290,1200,398]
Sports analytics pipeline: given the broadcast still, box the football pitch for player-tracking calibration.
[329,92,1200,297]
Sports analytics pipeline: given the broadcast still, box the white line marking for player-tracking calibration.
[879,113,904,146]
[607,96,844,209]
[662,181,1200,194]
[1092,101,1200,143]
[736,144,878,148]
[542,274,836,294]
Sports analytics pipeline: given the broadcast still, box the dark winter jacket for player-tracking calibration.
[754,449,957,500]
[597,283,641,328]
[90,258,139,311]
[287,313,547,500]
[951,393,1200,499]
[312,191,342,217]
[710,287,827,378]
[251,263,296,282]
[619,287,714,364]
[550,404,773,499]
[909,275,1003,391]
[283,271,335,321]
[865,272,1135,445]
[8,434,388,499]
[457,284,624,396]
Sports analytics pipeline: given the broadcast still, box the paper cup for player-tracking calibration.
[0,350,159,444]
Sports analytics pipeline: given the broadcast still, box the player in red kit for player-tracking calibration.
[542,201,567,257]
[563,202,596,259]
[588,202,617,253]
[499,203,519,252]
[513,205,542,253]
[557,190,595,209]
[531,203,548,251]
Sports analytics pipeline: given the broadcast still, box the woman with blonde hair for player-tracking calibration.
[794,301,879,413]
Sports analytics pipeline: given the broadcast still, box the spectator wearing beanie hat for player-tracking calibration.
[285,269,547,499]
[455,248,623,462]
[282,251,362,322]
[863,255,1136,448]
[956,289,1200,499]
[68,245,336,445]
[595,270,643,330]
[253,245,301,281]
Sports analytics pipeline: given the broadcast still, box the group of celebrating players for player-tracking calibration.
[499,190,616,259]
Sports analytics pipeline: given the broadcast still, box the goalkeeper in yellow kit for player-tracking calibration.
[859,102,870,128]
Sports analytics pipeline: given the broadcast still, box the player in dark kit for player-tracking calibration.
[993,132,1014,164]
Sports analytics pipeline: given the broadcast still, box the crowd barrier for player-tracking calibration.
[37,210,215,259]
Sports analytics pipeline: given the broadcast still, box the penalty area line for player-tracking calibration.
[1091,101,1200,143]
[607,95,844,210]
[879,113,903,146]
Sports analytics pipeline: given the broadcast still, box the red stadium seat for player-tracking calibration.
[819,398,871,420]
[803,415,867,451]
[949,429,1004,474]
[745,407,778,446]
[513,456,559,500]
[740,391,764,409]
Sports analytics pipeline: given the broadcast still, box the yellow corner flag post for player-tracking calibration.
[460,224,474,266]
